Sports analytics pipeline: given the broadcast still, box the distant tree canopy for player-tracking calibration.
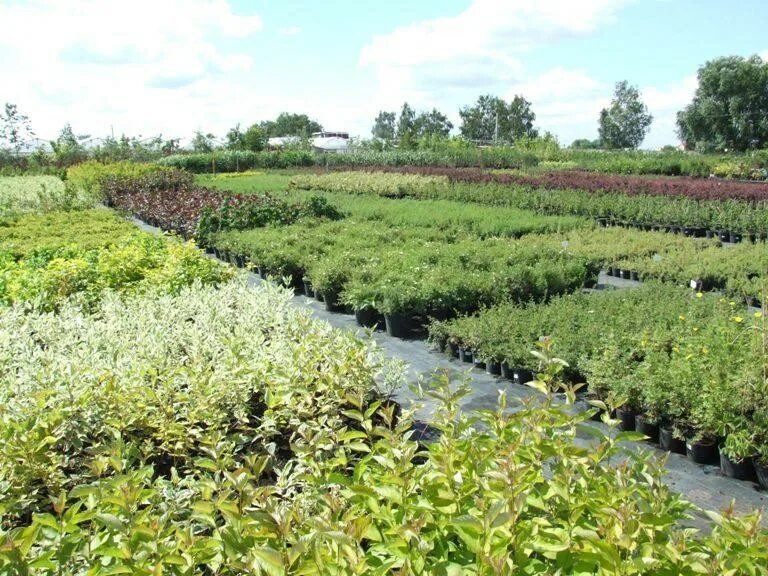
[226,123,265,152]
[677,55,768,152]
[570,138,602,150]
[379,103,454,148]
[371,111,396,141]
[598,81,653,149]
[260,113,322,138]
[459,95,538,143]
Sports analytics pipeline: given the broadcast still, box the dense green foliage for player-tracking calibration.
[291,171,768,234]
[0,176,93,216]
[598,81,653,149]
[0,209,137,259]
[0,209,231,311]
[678,55,768,152]
[432,285,768,460]
[66,161,170,199]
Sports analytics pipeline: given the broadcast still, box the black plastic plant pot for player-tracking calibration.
[447,341,459,358]
[669,225,682,235]
[323,292,344,312]
[597,218,608,227]
[615,407,636,432]
[213,247,221,259]
[205,246,215,255]
[486,359,501,375]
[753,458,768,490]
[458,347,474,363]
[747,233,758,244]
[729,231,743,244]
[473,356,486,370]
[355,307,383,328]
[235,255,246,268]
[257,267,265,279]
[686,438,719,465]
[635,416,660,444]
[606,267,615,277]
[513,369,533,386]
[314,290,324,302]
[718,230,731,243]
[384,313,420,339]
[630,271,639,281]
[719,449,756,481]
[303,279,314,296]
[659,427,687,455]
[500,362,514,380]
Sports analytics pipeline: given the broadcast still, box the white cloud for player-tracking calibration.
[359,0,630,108]
[0,0,262,140]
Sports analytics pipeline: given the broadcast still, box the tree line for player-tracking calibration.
[2,54,768,168]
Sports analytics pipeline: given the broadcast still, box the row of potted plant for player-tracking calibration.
[428,283,768,486]
[210,219,601,337]
[291,170,768,234]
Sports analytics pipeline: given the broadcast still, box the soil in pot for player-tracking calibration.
[719,449,756,481]
[615,407,636,431]
[659,427,687,455]
[486,359,501,376]
[635,415,659,443]
[355,307,384,329]
[686,438,719,465]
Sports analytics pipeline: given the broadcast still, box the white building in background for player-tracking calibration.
[311,131,349,153]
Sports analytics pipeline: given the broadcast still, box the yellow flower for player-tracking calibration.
[679,315,686,321]
[696,292,703,298]
[755,311,764,319]
[729,301,736,307]
[733,316,743,323]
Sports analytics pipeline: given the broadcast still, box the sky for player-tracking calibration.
[1,0,767,149]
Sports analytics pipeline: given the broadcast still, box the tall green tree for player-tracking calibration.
[414,108,453,138]
[371,111,396,141]
[49,123,89,165]
[598,81,653,149]
[396,102,417,147]
[677,55,768,151]
[261,113,322,138]
[225,124,246,150]
[243,124,266,151]
[459,95,538,142]
[191,130,215,153]
[0,103,35,155]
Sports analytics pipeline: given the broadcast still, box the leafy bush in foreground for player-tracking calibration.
[2,360,766,573]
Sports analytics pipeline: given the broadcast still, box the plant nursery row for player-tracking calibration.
[429,284,768,484]
[2,172,765,572]
[158,146,768,178]
[292,170,768,235]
